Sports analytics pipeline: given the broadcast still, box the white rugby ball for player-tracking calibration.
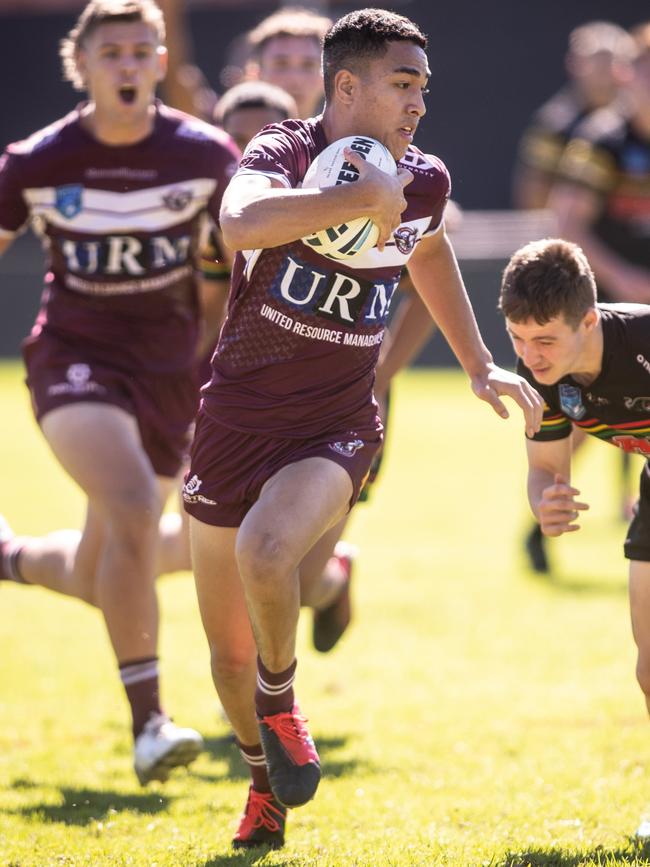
[300,135,396,260]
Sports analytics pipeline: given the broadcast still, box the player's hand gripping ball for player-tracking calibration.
[300,135,396,260]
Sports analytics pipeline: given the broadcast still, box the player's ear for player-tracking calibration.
[75,48,88,88]
[582,307,599,332]
[333,69,356,105]
[156,45,168,83]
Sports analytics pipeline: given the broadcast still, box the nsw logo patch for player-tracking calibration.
[559,384,586,420]
[55,184,83,219]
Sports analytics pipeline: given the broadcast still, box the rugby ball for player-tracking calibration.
[300,135,396,260]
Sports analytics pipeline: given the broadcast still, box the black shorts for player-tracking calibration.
[624,460,650,561]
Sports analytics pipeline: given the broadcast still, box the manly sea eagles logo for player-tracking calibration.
[66,363,91,390]
[559,383,586,420]
[163,188,192,211]
[55,184,83,219]
[329,438,364,457]
[393,226,418,254]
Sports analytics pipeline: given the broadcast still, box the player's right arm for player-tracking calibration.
[219,156,412,252]
[0,236,14,257]
[526,436,589,536]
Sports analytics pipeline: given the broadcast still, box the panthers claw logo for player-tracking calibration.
[393,226,418,254]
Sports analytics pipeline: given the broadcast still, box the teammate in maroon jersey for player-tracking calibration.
[499,238,650,837]
[183,8,543,848]
[0,0,240,785]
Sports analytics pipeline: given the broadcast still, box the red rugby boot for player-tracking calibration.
[258,704,321,807]
[232,786,286,849]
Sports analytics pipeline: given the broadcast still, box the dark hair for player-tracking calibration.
[60,0,165,90]
[248,7,332,58]
[499,238,597,328]
[322,8,427,100]
[214,81,297,127]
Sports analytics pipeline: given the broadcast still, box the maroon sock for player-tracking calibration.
[119,657,163,738]
[236,738,271,792]
[255,656,297,717]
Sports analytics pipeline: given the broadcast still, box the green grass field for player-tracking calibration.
[2,360,650,866]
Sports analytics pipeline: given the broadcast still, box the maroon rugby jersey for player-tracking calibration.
[0,103,240,373]
[202,117,450,438]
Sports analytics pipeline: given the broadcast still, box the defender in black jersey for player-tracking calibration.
[499,240,650,797]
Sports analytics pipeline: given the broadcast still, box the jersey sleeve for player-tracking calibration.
[421,154,451,236]
[236,124,305,188]
[516,358,572,441]
[0,149,30,236]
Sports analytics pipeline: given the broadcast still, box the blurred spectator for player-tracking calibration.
[550,22,650,303]
[512,21,635,210]
[245,6,331,119]
[158,0,217,118]
[214,80,298,152]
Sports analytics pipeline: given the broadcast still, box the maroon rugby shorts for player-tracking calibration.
[23,332,198,478]
[183,407,382,527]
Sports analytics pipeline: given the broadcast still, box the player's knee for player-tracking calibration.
[236,529,292,586]
[106,482,162,531]
[210,644,255,685]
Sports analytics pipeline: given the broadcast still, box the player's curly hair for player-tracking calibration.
[60,0,165,91]
[322,8,427,101]
[499,239,597,329]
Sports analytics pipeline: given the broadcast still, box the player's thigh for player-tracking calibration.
[629,559,650,654]
[40,402,160,511]
[238,457,353,574]
[190,517,254,657]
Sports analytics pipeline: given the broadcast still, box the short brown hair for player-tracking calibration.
[248,7,332,58]
[60,0,165,90]
[214,81,297,127]
[322,8,427,101]
[499,238,597,328]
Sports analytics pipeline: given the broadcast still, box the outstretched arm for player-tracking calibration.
[406,226,544,436]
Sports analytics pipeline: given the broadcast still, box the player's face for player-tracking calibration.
[257,36,323,119]
[77,21,166,118]
[506,314,593,385]
[349,41,429,161]
[223,107,287,152]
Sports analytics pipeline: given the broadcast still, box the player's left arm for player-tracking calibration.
[406,227,544,436]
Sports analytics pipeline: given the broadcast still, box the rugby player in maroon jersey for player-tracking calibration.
[183,8,543,849]
[499,238,650,838]
[0,0,240,785]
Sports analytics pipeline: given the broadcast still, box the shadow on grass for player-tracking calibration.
[498,841,650,866]
[524,566,627,597]
[198,855,304,867]
[198,732,377,782]
[11,783,170,825]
